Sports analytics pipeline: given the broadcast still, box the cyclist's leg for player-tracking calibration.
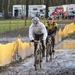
[38,33,46,57]
[34,33,39,55]
[34,33,45,57]
[41,40,45,57]
[51,33,56,52]
[46,29,49,46]
[34,33,39,66]
[34,42,37,55]
[51,36,55,52]
[46,37,48,46]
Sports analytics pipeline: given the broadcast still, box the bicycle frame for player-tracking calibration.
[46,36,53,62]
[34,40,42,71]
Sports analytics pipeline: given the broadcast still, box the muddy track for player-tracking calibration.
[0,20,75,75]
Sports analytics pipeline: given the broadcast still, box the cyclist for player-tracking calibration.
[45,17,58,52]
[29,17,47,57]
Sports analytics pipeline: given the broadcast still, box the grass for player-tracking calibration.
[0,18,73,34]
[0,18,47,34]
[0,19,32,34]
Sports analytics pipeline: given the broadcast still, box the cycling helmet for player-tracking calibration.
[32,17,39,24]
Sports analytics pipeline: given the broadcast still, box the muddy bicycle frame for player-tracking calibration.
[46,36,53,62]
[34,40,42,71]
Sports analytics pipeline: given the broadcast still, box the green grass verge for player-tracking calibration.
[0,18,72,34]
[0,18,47,34]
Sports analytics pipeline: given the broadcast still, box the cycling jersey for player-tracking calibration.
[29,21,47,40]
[45,22,58,30]
[45,21,58,36]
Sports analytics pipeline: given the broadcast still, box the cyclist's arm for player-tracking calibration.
[29,25,34,41]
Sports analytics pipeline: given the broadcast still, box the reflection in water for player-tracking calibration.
[55,50,62,54]
[56,41,75,49]
[55,22,75,49]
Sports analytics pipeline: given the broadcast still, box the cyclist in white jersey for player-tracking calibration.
[29,17,47,57]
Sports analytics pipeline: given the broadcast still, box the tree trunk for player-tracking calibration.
[2,0,4,12]
[26,0,29,18]
[45,0,49,18]
[4,0,9,19]
[0,0,2,12]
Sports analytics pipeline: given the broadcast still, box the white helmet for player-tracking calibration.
[32,17,39,24]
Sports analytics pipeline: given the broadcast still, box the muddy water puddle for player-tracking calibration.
[0,37,75,55]
[54,39,75,56]
[55,39,75,49]
[0,37,29,43]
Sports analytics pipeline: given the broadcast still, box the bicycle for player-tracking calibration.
[46,35,54,62]
[34,40,42,71]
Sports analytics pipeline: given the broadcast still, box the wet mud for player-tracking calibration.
[0,20,75,75]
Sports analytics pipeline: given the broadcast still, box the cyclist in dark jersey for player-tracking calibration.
[45,17,58,52]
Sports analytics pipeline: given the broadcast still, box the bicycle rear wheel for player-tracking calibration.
[50,43,52,60]
[51,37,55,57]
[46,43,52,62]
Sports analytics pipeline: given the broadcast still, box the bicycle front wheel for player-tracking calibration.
[34,49,37,71]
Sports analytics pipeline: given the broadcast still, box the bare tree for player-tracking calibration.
[45,0,49,18]
[2,0,4,12]
[0,0,2,12]
[4,0,9,18]
[41,0,44,5]
[26,0,29,18]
